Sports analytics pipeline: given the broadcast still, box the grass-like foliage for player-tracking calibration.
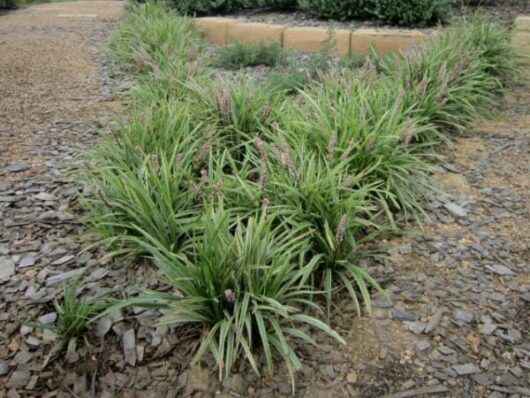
[83,99,212,257]
[231,139,385,314]
[276,73,438,223]
[109,1,206,74]
[83,0,517,388]
[214,42,287,70]
[372,14,514,138]
[33,273,112,366]
[125,206,344,386]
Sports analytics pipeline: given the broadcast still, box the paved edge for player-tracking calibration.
[194,15,530,57]
[513,16,530,65]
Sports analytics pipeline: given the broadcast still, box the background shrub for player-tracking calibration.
[374,0,450,27]
[0,0,17,9]
[240,0,297,9]
[298,0,375,20]
[169,0,241,15]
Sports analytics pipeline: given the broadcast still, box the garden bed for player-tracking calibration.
[1,1,529,397]
[77,1,522,393]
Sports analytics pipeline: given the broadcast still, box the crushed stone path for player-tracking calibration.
[0,1,123,395]
[1,3,529,397]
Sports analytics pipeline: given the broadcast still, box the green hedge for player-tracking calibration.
[170,0,451,27]
[169,0,238,15]
[170,0,296,15]
[0,0,17,9]
[374,0,450,27]
[298,0,375,20]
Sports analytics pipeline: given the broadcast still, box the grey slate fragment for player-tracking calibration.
[123,329,137,366]
[95,316,113,338]
[37,312,57,325]
[443,202,467,218]
[0,360,9,376]
[424,308,445,334]
[480,315,498,335]
[46,268,84,286]
[451,363,480,375]
[0,195,16,202]
[407,321,426,334]
[6,162,29,172]
[19,252,37,268]
[473,373,493,386]
[51,254,75,266]
[34,192,55,201]
[486,264,515,276]
[0,256,15,283]
[453,309,474,323]
[415,340,431,353]
[393,310,420,322]
[7,369,31,388]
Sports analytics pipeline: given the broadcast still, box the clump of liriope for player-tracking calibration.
[274,71,438,224]
[32,273,113,367]
[221,136,384,316]
[371,15,515,138]
[83,101,215,257]
[109,1,207,74]
[120,205,344,390]
[185,76,286,161]
[451,14,516,81]
[130,61,213,107]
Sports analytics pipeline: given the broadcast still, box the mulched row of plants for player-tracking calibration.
[0,1,518,395]
[62,0,520,391]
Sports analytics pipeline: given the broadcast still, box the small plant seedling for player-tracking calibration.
[32,271,114,368]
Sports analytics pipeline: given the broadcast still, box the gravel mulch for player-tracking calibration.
[1,2,529,397]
